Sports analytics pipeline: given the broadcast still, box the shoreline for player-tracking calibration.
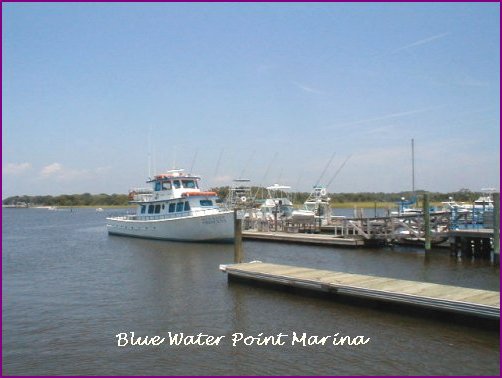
[9,201,445,210]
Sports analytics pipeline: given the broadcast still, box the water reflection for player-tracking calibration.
[2,208,499,375]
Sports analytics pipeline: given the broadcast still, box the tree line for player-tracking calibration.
[212,187,484,205]
[3,193,129,207]
[2,188,485,207]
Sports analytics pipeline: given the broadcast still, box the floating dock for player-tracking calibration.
[221,262,500,320]
[242,230,364,247]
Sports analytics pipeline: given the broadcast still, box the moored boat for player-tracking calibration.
[258,184,294,221]
[292,185,331,225]
[106,169,234,242]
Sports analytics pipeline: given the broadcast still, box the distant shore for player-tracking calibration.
[11,201,445,210]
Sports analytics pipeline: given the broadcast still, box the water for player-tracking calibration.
[2,208,500,375]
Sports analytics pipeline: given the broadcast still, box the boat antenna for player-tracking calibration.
[315,151,336,187]
[189,149,199,174]
[214,148,224,177]
[276,168,283,184]
[152,144,157,176]
[411,138,415,195]
[239,149,256,179]
[147,151,152,179]
[147,127,152,179]
[172,146,177,170]
[254,152,278,199]
[326,154,352,189]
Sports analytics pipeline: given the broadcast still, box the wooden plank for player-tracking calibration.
[242,231,364,247]
[223,262,499,318]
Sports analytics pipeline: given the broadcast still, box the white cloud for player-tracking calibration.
[39,163,110,182]
[292,81,325,94]
[3,162,32,175]
[95,166,112,174]
[40,163,63,177]
[392,32,450,54]
[212,175,233,184]
[326,106,441,130]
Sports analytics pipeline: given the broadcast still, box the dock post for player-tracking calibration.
[274,203,278,232]
[492,192,500,264]
[234,209,243,263]
[423,193,431,251]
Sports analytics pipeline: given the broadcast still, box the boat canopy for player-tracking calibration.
[147,169,200,183]
[266,184,291,191]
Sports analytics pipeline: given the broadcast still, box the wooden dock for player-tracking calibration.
[242,230,365,247]
[449,228,497,261]
[221,262,500,319]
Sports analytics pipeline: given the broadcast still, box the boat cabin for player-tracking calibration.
[128,169,220,219]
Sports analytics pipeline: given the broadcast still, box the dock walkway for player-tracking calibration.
[221,262,500,319]
[242,230,364,247]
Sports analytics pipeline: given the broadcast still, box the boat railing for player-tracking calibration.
[109,208,224,221]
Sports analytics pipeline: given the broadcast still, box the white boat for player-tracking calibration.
[472,189,495,210]
[258,184,294,221]
[106,169,234,242]
[442,189,496,213]
[441,199,471,214]
[292,185,331,225]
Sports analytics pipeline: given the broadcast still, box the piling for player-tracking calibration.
[234,209,243,263]
[423,193,431,251]
[493,192,500,264]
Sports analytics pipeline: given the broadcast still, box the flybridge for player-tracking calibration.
[147,169,201,183]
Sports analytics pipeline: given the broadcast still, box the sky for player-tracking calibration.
[2,2,500,197]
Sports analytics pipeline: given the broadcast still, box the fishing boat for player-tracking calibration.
[106,169,234,242]
[258,184,294,221]
[442,190,495,213]
[472,189,496,210]
[390,197,422,216]
[292,185,331,225]
[290,153,351,226]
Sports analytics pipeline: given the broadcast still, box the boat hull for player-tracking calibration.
[106,211,234,242]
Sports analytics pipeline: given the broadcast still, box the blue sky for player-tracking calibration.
[2,2,500,197]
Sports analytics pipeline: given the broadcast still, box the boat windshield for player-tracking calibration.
[182,180,197,189]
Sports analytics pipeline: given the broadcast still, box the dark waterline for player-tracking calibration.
[2,208,500,375]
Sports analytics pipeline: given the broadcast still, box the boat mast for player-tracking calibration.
[147,127,152,179]
[411,138,415,196]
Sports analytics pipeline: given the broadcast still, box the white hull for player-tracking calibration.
[106,210,234,242]
[291,209,315,223]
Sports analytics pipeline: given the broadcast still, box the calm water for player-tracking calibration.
[2,208,500,375]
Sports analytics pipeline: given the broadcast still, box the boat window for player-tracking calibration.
[283,206,293,217]
[141,205,146,214]
[161,204,165,209]
[148,205,154,214]
[155,182,162,191]
[184,201,191,211]
[169,203,176,213]
[162,181,172,190]
[200,200,213,207]
[154,205,161,214]
[176,202,184,212]
[182,180,196,189]
[173,180,181,189]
